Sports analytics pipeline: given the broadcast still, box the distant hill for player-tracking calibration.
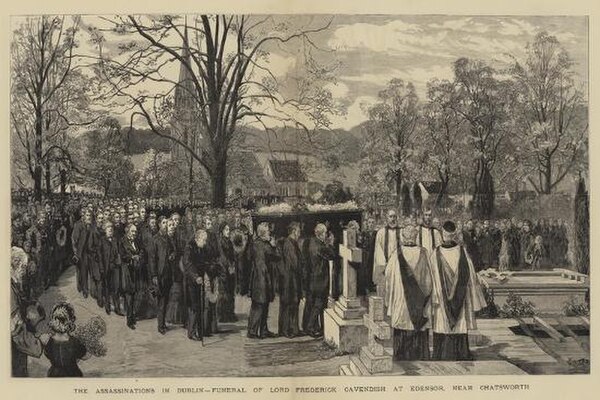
[76,124,367,160]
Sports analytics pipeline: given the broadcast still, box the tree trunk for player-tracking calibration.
[471,158,494,219]
[542,156,552,194]
[413,183,423,213]
[211,156,227,208]
[188,157,194,201]
[60,169,67,196]
[45,160,52,197]
[436,175,450,208]
[395,169,403,214]
[33,107,43,202]
[401,184,412,216]
[574,176,589,275]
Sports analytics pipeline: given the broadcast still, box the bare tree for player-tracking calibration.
[89,15,339,207]
[363,79,419,213]
[451,58,514,219]
[10,16,95,201]
[421,79,467,207]
[511,32,588,194]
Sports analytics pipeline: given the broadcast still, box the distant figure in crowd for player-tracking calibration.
[526,235,545,270]
[430,221,486,361]
[217,222,237,323]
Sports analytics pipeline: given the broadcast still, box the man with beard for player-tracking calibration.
[303,223,336,338]
[73,209,96,298]
[430,221,487,361]
[247,223,280,339]
[121,224,143,330]
[183,229,215,340]
[384,225,433,361]
[373,209,401,299]
[100,222,123,315]
[277,222,304,338]
[150,218,178,335]
[113,212,125,240]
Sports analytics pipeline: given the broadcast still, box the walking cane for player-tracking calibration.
[199,274,205,347]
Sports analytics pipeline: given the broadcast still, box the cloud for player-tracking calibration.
[497,18,538,36]
[324,81,350,98]
[264,52,297,78]
[329,95,377,130]
[328,20,451,58]
[428,17,490,34]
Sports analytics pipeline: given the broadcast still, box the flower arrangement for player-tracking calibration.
[257,200,359,214]
[479,268,513,283]
[72,315,108,357]
[498,292,536,318]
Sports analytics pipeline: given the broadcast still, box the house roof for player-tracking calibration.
[268,159,307,182]
[228,152,271,189]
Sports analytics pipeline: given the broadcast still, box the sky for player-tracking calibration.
[12,14,588,131]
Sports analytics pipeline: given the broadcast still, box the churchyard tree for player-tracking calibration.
[89,15,340,207]
[10,16,97,200]
[511,32,588,194]
[362,79,419,213]
[450,58,515,219]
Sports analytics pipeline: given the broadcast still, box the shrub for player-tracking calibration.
[476,287,499,319]
[563,296,589,317]
[498,292,536,318]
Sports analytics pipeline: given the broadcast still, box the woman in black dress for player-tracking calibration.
[43,302,87,377]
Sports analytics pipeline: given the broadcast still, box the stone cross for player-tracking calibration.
[323,229,369,353]
[335,230,366,317]
[359,296,393,373]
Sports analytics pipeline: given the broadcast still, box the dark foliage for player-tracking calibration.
[574,176,589,275]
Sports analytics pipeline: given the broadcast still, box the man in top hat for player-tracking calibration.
[384,224,434,361]
[429,221,486,361]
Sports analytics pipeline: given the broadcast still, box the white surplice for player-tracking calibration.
[429,245,487,334]
[373,227,401,291]
[417,226,442,255]
[384,245,433,331]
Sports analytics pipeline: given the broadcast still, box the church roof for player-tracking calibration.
[268,160,307,182]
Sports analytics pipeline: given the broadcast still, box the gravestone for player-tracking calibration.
[479,269,589,314]
[323,230,368,353]
[341,296,395,375]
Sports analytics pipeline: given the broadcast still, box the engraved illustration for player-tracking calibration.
[9,14,589,377]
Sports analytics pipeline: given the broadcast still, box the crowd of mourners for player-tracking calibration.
[10,194,573,377]
[362,213,571,273]
[11,195,340,350]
